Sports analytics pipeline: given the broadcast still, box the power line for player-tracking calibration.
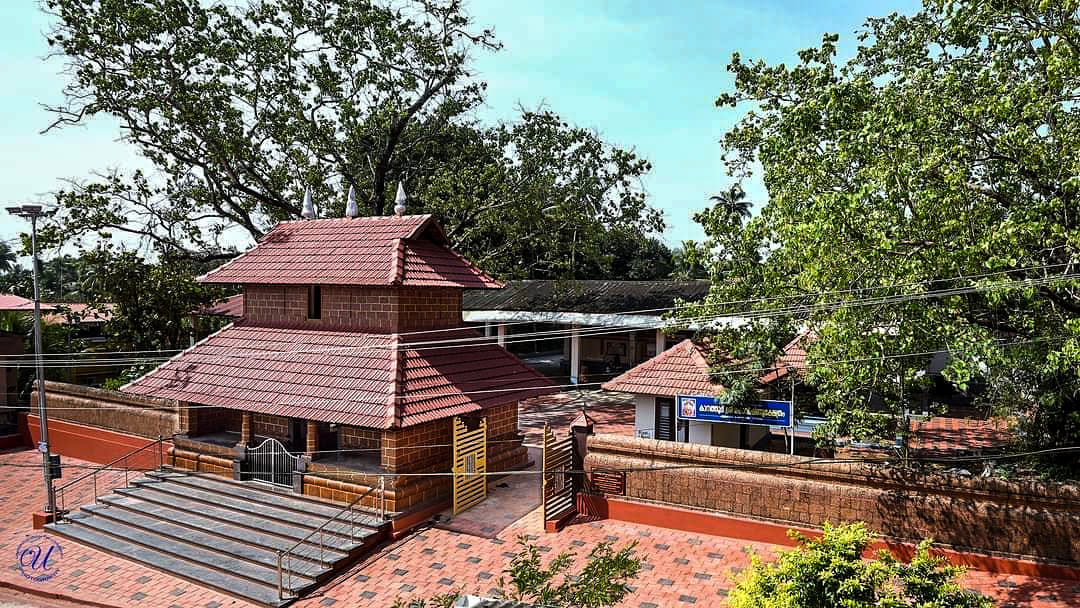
[0,334,1068,412]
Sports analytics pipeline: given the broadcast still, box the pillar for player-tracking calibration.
[306,421,318,459]
[497,323,506,346]
[485,322,493,337]
[655,329,666,357]
[239,412,253,446]
[628,331,637,365]
[570,324,581,385]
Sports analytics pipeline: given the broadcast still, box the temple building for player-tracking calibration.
[121,212,556,513]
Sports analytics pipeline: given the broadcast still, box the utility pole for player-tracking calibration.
[6,204,57,514]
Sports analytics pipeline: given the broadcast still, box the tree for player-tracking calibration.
[708,184,753,224]
[395,536,643,608]
[681,1,1080,475]
[730,522,993,608]
[79,247,224,352]
[41,0,663,280]
[0,242,16,274]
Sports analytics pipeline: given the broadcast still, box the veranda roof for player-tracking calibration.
[122,323,556,428]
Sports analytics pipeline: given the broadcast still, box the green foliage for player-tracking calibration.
[79,247,224,352]
[730,522,993,608]
[40,0,663,280]
[396,536,643,608]
[682,0,1080,476]
[102,362,160,391]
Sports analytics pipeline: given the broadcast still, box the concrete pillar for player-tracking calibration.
[497,323,506,347]
[570,324,581,385]
[239,412,253,446]
[628,331,637,365]
[655,329,666,357]
[485,322,493,337]
[306,421,318,459]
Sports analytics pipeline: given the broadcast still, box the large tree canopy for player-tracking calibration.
[39,0,664,279]
[682,0,1080,474]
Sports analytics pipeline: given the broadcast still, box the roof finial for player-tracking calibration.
[345,184,359,218]
[394,182,407,217]
[301,186,316,220]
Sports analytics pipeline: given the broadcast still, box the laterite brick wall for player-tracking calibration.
[253,414,290,440]
[38,381,178,439]
[585,434,1080,563]
[341,425,380,450]
[242,285,463,332]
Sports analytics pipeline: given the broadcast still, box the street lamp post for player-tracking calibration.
[6,204,57,514]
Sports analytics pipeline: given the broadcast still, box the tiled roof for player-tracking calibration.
[0,294,53,312]
[195,294,244,318]
[121,323,555,428]
[909,416,1012,458]
[602,339,720,397]
[43,303,114,325]
[198,215,501,289]
[463,280,710,314]
[602,335,811,397]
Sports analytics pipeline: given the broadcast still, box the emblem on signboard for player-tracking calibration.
[680,398,697,418]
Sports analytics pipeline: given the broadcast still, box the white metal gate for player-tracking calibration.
[245,438,299,487]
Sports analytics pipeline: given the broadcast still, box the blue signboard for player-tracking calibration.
[676,395,792,427]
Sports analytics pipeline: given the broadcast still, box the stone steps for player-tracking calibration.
[45,469,390,607]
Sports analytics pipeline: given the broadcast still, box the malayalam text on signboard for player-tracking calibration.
[676,395,792,427]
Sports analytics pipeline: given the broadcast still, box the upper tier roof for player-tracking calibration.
[197,215,502,289]
[121,323,556,428]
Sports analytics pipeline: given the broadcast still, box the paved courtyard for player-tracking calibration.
[0,447,1077,607]
[518,390,636,445]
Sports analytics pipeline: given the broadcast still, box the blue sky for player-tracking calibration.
[0,0,919,254]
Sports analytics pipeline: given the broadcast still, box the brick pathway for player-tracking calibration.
[0,448,1077,607]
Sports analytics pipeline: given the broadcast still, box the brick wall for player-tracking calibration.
[584,434,1080,563]
[341,425,380,450]
[382,417,452,473]
[39,381,178,439]
[253,414,290,440]
[181,406,242,437]
[242,285,463,332]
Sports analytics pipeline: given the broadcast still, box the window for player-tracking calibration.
[307,285,322,319]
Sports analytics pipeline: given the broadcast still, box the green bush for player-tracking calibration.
[730,522,993,608]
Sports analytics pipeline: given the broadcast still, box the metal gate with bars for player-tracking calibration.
[452,417,487,515]
[245,437,300,488]
[542,425,575,526]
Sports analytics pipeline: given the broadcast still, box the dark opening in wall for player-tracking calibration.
[307,285,322,319]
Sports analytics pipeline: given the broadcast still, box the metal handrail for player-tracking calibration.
[276,475,386,600]
[54,435,166,520]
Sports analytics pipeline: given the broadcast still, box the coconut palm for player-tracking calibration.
[709,184,753,223]
[0,242,16,274]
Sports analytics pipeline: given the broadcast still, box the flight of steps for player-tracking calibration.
[45,468,389,607]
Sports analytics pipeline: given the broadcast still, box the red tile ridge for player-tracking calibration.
[387,333,403,428]
[391,238,406,285]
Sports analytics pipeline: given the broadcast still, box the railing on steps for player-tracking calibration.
[54,435,167,521]
[277,476,387,600]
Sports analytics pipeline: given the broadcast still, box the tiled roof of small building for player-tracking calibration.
[121,323,555,428]
[196,294,244,318]
[0,294,52,312]
[602,339,720,397]
[602,335,811,397]
[198,215,501,289]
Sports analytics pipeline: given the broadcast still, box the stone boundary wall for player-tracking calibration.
[37,381,178,439]
[584,433,1080,563]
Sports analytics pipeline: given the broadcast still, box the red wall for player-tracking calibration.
[26,415,170,467]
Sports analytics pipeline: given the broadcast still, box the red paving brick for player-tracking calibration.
[0,448,1076,607]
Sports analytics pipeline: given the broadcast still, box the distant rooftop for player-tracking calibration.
[198,215,501,289]
[0,294,52,312]
[463,280,710,315]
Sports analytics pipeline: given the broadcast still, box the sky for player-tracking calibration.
[0,0,920,256]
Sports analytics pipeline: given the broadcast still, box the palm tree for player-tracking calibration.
[708,184,753,223]
[0,242,17,274]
